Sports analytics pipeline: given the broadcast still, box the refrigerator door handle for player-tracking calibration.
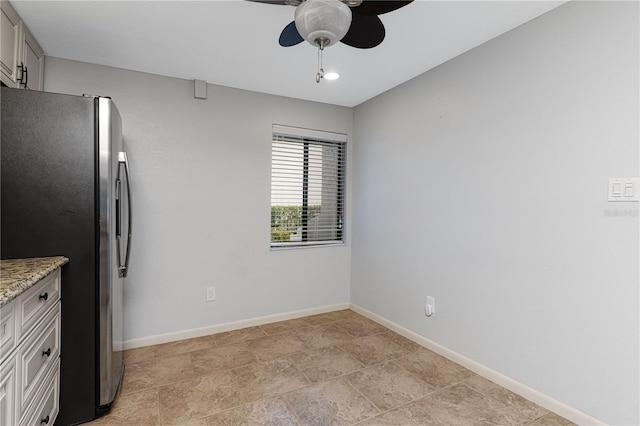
[115,179,122,239]
[117,151,132,278]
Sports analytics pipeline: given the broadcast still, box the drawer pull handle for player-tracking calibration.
[41,415,50,424]
[39,292,49,301]
[42,348,52,357]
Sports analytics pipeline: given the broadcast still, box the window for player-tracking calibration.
[271,125,346,248]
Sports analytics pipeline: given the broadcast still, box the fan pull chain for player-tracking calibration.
[315,37,327,83]
[316,47,324,83]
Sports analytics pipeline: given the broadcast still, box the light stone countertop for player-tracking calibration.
[0,256,69,308]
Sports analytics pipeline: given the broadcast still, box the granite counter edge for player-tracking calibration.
[0,256,69,308]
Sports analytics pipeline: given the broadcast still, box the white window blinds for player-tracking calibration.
[271,125,347,247]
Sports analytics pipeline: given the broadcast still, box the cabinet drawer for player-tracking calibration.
[0,299,17,363]
[0,356,18,426]
[17,302,60,416]
[17,270,60,342]
[19,358,59,426]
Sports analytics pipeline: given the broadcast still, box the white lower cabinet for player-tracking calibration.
[0,270,62,425]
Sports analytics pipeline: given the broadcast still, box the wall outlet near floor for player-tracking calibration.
[206,286,216,302]
[425,296,435,317]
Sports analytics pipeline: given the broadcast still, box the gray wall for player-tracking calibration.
[43,1,638,423]
[351,2,638,425]
[45,58,353,341]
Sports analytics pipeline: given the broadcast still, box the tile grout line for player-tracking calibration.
[350,381,470,425]
[280,394,304,425]
[287,355,314,385]
[386,353,467,392]
[458,380,551,423]
[341,376,385,419]
[342,359,481,425]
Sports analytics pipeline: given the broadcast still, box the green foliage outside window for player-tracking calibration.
[271,205,321,242]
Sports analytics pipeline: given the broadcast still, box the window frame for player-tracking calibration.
[270,124,347,249]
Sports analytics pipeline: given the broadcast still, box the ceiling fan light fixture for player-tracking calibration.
[295,0,352,47]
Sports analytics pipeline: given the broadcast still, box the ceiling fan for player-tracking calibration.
[248,0,413,82]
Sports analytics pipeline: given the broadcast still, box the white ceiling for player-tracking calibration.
[11,0,566,107]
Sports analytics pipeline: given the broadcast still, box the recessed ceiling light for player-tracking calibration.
[324,72,340,80]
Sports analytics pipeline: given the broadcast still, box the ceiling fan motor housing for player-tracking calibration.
[294,0,352,47]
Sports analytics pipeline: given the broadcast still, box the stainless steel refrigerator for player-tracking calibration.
[1,87,132,424]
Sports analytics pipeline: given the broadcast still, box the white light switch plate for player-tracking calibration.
[608,178,639,202]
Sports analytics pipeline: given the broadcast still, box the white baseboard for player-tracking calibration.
[349,303,605,426]
[122,302,349,350]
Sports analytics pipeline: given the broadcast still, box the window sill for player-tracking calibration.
[270,241,346,251]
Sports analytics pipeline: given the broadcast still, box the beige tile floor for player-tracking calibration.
[87,310,575,426]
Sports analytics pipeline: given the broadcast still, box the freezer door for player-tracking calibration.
[97,97,125,408]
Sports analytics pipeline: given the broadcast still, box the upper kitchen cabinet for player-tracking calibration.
[18,23,44,90]
[0,0,20,87]
[0,0,44,90]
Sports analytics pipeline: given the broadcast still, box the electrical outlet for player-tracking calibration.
[206,286,216,302]
[425,296,435,317]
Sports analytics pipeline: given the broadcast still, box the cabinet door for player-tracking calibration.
[17,303,60,417]
[0,356,17,426]
[18,358,59,426]
[0,0,20,87]
[0,299,17,365]
[19,22,44,91]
